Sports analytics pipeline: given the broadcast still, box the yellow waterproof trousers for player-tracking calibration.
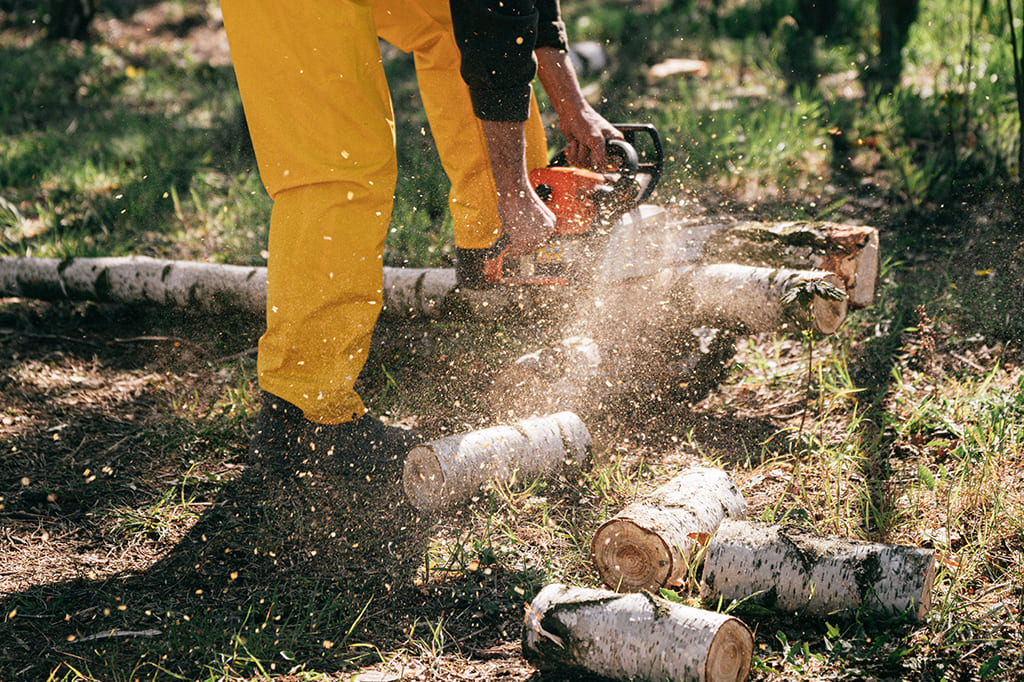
[222,0,548,423]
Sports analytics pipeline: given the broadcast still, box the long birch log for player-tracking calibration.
[1,213,875,322]
[0,256,453,317]
[701,220,879,309]
[0,255,267,314]
[401,412,591,513]
[600,208,878,308]
[523,583,753,682]
[700,519,936,622]
[659,264,848,335]
[591,467,746,593]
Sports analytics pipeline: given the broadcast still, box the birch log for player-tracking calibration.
[700,221,880,309]
[0,256,454,318]
[599,209,879,308]
[523,583,752,682]
[402,412,591,513]
[700,519,936,621]
[591,467,746,593]
[660,264,848,335]
[0,256,267,314]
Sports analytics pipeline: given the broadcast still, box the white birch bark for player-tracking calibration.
[1,228,855,331]
[699,221,880,309]
[401,412,591,513]
[0,256,454,318]
[380,266,456,317]
[660,264,848,335]
[523,583,753,682]
[700,519,936,622]
[0,256,267,314]
[591,467,746,593]
[600,210,879,309]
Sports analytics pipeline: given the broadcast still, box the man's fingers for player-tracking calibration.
[500,195,557,258]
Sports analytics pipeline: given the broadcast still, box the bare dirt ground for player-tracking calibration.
[0,296,742,680]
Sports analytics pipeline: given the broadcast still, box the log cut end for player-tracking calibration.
[707,618,754,682]
[591,518,673,593]
[402,445,445,512]
[809,273,848,335]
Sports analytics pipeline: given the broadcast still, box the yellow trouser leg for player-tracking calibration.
[222,0,396,423]
[375,0,549,249]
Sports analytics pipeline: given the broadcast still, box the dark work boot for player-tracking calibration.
[455,235,514,289]
[248,391,308,467]
[455,245,493,289]
[305,414,422,479]
[248,392,420,479]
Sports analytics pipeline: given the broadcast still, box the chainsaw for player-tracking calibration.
[480,123,664,287]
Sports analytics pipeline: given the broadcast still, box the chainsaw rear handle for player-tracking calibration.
[613,123,663,203]
[549,123,663,202]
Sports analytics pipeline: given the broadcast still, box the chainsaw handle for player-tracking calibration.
[548,137,638,172]
[548,123,663,202]
[604,138,639,176]
[613,123,663,203]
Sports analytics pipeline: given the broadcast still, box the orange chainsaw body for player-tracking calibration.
[528,166,607,236]
[481,124,663,287]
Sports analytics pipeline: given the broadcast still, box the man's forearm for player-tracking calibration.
[480,120,531,197]
[480,119,556,256]
[535,46,588,121]
[535,46,622,169]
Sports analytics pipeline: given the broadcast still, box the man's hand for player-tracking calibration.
[535,46,623,170]
[494,186,557,257]
[481,119,557,257]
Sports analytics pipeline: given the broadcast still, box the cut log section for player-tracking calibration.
[523,583,753,682]
[591,467,746,593]
[597,208,879,309]
[700,519,936,621]
[402,412,591,513]
[701,220,880,309]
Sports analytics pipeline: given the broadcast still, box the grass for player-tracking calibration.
[2,0,1024,680]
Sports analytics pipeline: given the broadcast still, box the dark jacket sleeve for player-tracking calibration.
[450,0,567,121]
[535,0,568,51]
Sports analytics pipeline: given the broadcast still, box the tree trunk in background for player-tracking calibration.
[523,584,753,682]
[876,0,920,91]
[46,0,95,40]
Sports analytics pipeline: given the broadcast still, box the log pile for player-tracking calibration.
[521,467,935,681]
[585,471,935,623]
